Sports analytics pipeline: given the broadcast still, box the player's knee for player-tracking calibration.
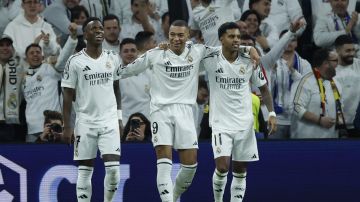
[105,162,120,184]
[216,165,230,174]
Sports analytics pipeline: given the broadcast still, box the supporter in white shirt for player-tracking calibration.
[290,49,343,138]
[247,0,279,48]
[266,0,306,34]
[4,0,60,59]
[244,0,306,34]
[102,14,121,53]
[43,0,82,46]
[23,24,77,142]
[311,0,356,28]
[313,0,360,50]
[189,0,236,46]
[119,0,157,40]
[334,35,360,137]
[119,36,152,125]
[0,0,21,36]
[119,0,168,25]
[80,0,122,22]
[201,22,276,202]
[268,30,312,139]
[156,12,170,43]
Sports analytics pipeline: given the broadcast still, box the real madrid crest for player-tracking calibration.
[239,65,246,75]
[36,75,42,81]
[187,55,193,63]
[216,147,221,154]
[153,136,158,143]
[106,61,111,69]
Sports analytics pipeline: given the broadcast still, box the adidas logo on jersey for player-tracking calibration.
[164,61,172,66]
[251,154,257,159]
[83,66,91,72]
[215,68,224,73]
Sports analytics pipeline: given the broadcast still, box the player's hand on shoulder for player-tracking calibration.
[158,41,170,50]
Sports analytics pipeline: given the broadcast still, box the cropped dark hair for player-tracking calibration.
[103,14,120,26]
[249,0,271,9]
[334,35,354,48]
[171,20,188,27]
[120,38,136,51]
[312,48,330,68]
[218,22,240,39]
[25,43,42,55]
[43,110,63,125]
[82,17,101,32]
[122,112,151,142]
[135,31,154,50]
[70,5,89,23]
[240,10,261,25]
[240,34,256,44]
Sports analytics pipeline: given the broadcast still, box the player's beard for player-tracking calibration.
[342,56,354,65]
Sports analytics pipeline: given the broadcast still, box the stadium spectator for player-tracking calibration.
[236,20,249,36]
[0,35,26,142]
[4,0,60,59]
[268,29,312,139]
[193,77,209,137]
[290,49,344,138]
[102,14,122,53]
[122,112,151,142]
[22,24,77,142]
[156,11,170,42]
[334,35,360,137]
[311,0,357,28]
[244,0,306,35]
[79,0,123,22]
[70,5,88,53]
[119,0,169,25]
[36,110,63,143]
[119,37,151,125]
[43,0,82,46]
[119,0,157,40]
[189,0,236,46]
[247,0,279,48]
[0,0,21,36]
[313,0,360,51]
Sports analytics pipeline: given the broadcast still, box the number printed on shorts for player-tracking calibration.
[75,135,81,148]
[152,122,158,134]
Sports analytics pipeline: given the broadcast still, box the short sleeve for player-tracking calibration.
[61,57,77,89]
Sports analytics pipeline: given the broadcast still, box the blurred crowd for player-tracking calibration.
[1,0,360,143]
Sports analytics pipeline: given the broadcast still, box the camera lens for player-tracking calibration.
[50,123,62,133]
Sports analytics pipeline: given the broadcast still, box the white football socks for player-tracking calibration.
[157,158,173,202]
[173,163,197,201]
[77,166,93,202]
[212,169,228,202]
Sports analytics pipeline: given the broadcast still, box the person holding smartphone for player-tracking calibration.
[122,112,152,142]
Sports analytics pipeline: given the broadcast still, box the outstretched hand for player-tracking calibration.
[290,17,306,33]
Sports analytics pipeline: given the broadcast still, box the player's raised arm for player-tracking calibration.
[117,50,153,79]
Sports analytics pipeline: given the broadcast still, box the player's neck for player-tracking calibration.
[85,45,102,59]
[170,47,185,56]
[222,48,238,63]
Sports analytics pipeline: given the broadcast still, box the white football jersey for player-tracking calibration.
[23,64,62,134]
[61,49,121,127]
[190,0,235,46]
[202,48,267,132]
[118,44,209,113]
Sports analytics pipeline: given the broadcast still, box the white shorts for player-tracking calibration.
[212,127,259,162]
[73,120,121,160]
[150,104,198,150]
